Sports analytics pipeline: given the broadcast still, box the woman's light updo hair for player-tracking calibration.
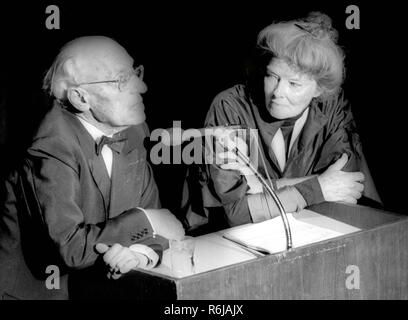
[257,12,345,101]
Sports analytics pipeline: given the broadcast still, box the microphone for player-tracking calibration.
[152,124,293,250]
[233,148,293,250]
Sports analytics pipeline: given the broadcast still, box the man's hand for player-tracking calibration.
[96,243,147,279]
[317,153,365,204]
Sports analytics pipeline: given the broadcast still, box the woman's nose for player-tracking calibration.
[273,80,286,97]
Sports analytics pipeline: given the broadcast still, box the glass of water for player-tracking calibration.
[169,236,196,278]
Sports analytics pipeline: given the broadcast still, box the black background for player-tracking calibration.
[0,1,406,215]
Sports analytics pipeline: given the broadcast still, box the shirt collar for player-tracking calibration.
[76,114,148,155]
[76,116,113,142]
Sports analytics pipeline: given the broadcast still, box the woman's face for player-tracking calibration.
[264,58,321,119]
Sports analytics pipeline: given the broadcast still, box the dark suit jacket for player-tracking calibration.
[0,102,166,300]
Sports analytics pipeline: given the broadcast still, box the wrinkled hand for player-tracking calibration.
[317,153,365,204]
[95,243,146,280]
[210,128,251,176]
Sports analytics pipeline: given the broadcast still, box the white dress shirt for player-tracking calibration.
[76,116,114,178]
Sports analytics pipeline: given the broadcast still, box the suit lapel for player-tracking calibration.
[256,122,284,176]
[109,148,144,218]
[269,107,309,174]
[108,123,148,217]
[288,108,309,156]
[61,108,112,215]
[61,107,149,218]
[291,102,328,159]
[284,102,328,175]
[88,156,111,214]
[252,103,288,177]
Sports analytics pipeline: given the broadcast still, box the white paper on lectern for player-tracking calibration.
[223,209,361,254]
[151,209,361,277]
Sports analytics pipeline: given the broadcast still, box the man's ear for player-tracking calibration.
[67,87,91,112]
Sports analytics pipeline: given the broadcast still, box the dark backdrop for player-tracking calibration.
[0,1,406,215]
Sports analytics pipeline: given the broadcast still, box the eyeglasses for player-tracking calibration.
[77,65,144,92]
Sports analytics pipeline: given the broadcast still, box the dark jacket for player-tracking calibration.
[0,103,165,299]
[183,85,381,229]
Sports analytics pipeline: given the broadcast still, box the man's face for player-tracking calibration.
[264,58,320,119]
[84,43,147,128]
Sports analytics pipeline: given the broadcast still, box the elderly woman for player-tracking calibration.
[184,12,381,230]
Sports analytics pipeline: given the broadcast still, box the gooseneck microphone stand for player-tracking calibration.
[214,128,293,251]
[160,125,293,251]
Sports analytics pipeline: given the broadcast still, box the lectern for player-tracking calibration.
[70,202,408,299]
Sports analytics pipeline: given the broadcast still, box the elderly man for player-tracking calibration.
[0,36,178,300]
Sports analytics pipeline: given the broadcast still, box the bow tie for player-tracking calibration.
[96,135,127,156]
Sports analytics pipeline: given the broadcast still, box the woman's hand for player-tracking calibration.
[317,153,365,204]
[95,243,147,279]
[214,132,264,194]
[210,128,251,175]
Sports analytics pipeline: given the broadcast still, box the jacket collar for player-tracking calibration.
[252,97,329,175]
[294,99,328,156]
[58,102,148,158]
